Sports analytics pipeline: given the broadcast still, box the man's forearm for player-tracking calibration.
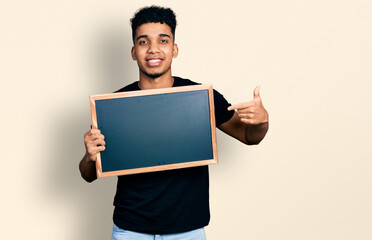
[79,154,97,183]
[245,122,269,145]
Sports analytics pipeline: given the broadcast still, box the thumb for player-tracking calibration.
[253,86,261,99]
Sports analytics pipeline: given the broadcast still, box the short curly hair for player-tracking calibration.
[130,6,177,43]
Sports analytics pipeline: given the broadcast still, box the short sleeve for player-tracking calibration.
[213,89,234,126]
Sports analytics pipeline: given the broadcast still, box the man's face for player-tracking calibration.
[131,22,178,79]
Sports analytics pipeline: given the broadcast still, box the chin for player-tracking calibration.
[145,72,163,79]
[142,68,169,79]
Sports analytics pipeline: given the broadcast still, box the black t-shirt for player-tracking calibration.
[112,76,234,234]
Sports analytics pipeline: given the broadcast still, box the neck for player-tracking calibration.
[138,70,174,90]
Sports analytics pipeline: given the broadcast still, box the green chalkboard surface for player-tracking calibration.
[89,85,217,178]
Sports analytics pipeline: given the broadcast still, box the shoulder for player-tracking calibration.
[173,77,222,97]
[115,81,140,93]
[174,76,233,126]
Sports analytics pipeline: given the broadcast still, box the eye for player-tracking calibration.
[139,40,148,45]
[160,39,168,44]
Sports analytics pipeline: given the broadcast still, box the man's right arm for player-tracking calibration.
[79,129,106,183]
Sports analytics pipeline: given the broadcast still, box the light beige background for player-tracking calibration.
[1,0,371,239]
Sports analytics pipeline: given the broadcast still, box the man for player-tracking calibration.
[79,6,268,240]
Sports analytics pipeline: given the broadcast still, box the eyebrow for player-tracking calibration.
[136,33,171,41]
[159,34,171,38]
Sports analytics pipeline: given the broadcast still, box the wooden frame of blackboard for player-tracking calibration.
[89,84,217,178]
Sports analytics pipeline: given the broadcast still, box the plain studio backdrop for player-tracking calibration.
[1,0,371,239]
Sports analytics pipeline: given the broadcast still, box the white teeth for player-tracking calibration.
[148,59,161,63]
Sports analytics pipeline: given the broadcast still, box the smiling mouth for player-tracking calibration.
[146,58,162,67]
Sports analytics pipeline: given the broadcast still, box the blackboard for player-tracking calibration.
[89,85,217,178]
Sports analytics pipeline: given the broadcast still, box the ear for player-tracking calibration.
[172,44,179,58]
[131,46,136,60]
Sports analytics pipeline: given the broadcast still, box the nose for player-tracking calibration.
[148,42,160,53]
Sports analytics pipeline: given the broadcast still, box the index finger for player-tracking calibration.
[227,101,255,111]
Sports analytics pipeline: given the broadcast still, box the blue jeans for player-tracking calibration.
[111,224,207,240]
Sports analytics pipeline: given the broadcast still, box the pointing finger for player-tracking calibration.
[228,101,255,111]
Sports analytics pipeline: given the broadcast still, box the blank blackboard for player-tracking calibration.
[89,85,217,178]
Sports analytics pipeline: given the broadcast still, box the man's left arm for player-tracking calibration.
[218,86,269,145]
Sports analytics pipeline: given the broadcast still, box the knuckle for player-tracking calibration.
[90,129,96,134]
[91,129,100,134]
[244,118,253,124]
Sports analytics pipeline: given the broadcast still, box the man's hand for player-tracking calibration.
[228,86,268,125]
[79,129,105,182]
[84,129,106,162]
